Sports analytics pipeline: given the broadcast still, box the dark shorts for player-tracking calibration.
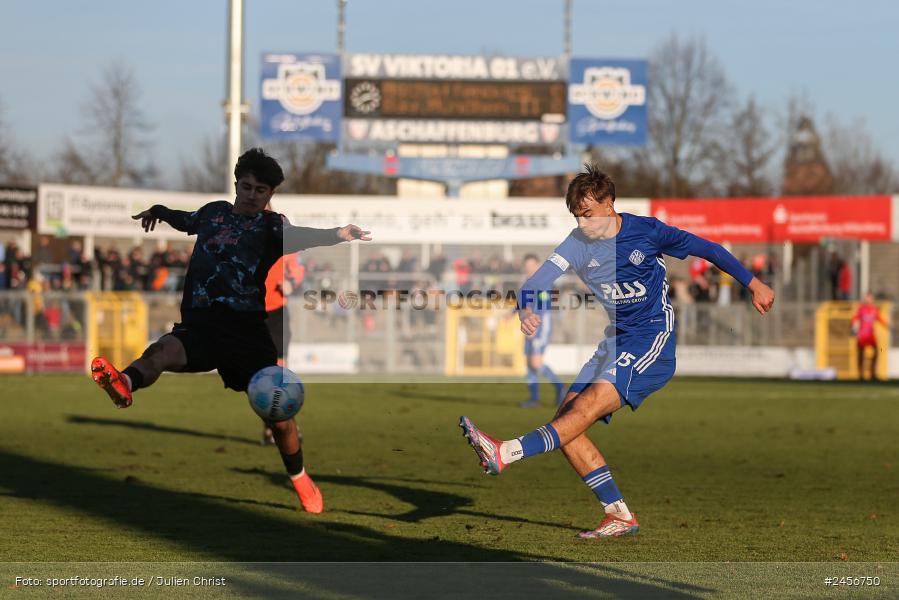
[169,318,277,392]
[265,306,291,359]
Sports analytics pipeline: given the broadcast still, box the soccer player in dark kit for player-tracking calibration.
[91,148,370,514]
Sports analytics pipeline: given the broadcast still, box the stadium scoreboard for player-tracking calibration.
[344,79,567,121]
[260,52,648,146]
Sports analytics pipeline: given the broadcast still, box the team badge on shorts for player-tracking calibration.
[629,250,645,266]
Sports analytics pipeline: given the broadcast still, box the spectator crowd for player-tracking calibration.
[1,238,194,292]
[0,237,870,306]
[668,253,778,305]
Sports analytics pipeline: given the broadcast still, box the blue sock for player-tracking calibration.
[517,424,560,458]
[582,465,623,507]
[526,368,539,402]
[539,364,564,394]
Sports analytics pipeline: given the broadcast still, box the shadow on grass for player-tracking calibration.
[66,415,259,446]
[392,385,535,406]
[235,467,473,523]
[234,468,578,531]
[0,450,711,599]
[674,375,897,388]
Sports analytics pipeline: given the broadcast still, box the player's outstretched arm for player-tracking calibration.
[656,220,775,315]
[132,209,159,232]
[517,259,563,337]
[519,307,541,337]
[336,224,372,242]
[132,205,200,234]
[283,223,371,253]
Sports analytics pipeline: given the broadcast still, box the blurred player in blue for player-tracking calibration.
[519,253,565,408]
[460,164,775,538]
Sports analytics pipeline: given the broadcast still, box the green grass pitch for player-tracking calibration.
[0,374,896,598]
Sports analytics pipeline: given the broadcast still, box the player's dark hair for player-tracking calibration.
[522,253,540,263]
[234,147,285,189]
[565,163,616,213]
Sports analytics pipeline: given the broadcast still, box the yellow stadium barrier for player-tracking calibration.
[444,301,525,377]
[85,292,148,373]
[815,301,891,380]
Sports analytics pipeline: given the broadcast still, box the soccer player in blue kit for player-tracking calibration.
[460,165,774,538]
[519,253,565,408]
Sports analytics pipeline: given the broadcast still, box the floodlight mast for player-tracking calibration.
[337,0,347,55]
[337,0,347,154]
[225,0,247,193]
[323,0,582,196]
[563,0,573,163]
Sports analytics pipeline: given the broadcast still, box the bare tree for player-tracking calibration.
[721,97,777,196]
[53,62,156,187]
[824,116,898,194]
[0,100,11,178]
[631,34,734,197]
[777,94,833,195]
[274,142,395,195]
[179,133,397,195]
[0,99,39,184]
[587,147,663,198]
[180,135,228,193]
[508,175,568,197]
[508,145,570,197]
[54,138,97,185]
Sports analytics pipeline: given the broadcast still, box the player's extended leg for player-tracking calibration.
[127,334,188,388]
[520,362,541,408]
[269,417,323,513]
[556,393,639,538]
[264,307,287,444]
[91,334,187,408]
[460,379,622,475]
[869,345,879,381]
[552,381,621,441]
[857,343,866,380]
[534,354,565,405]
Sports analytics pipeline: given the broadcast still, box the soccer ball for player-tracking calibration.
[247,366,304,422]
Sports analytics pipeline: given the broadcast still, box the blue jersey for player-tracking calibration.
[524,290,554,355]
[521,213,753,335]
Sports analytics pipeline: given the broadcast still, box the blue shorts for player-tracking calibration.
[569,329,676,423]
[524,315,552,356]
[524,337,549,356]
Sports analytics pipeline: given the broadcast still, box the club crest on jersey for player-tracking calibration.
[628,250,645,266]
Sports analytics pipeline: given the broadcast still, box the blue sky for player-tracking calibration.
[1,0,897,183]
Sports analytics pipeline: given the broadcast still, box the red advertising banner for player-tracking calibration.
[0,342,86,374]
[651,196,892,243]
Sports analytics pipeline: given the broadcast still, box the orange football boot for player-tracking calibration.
[291,471,323,513]
[90,356,133,408]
